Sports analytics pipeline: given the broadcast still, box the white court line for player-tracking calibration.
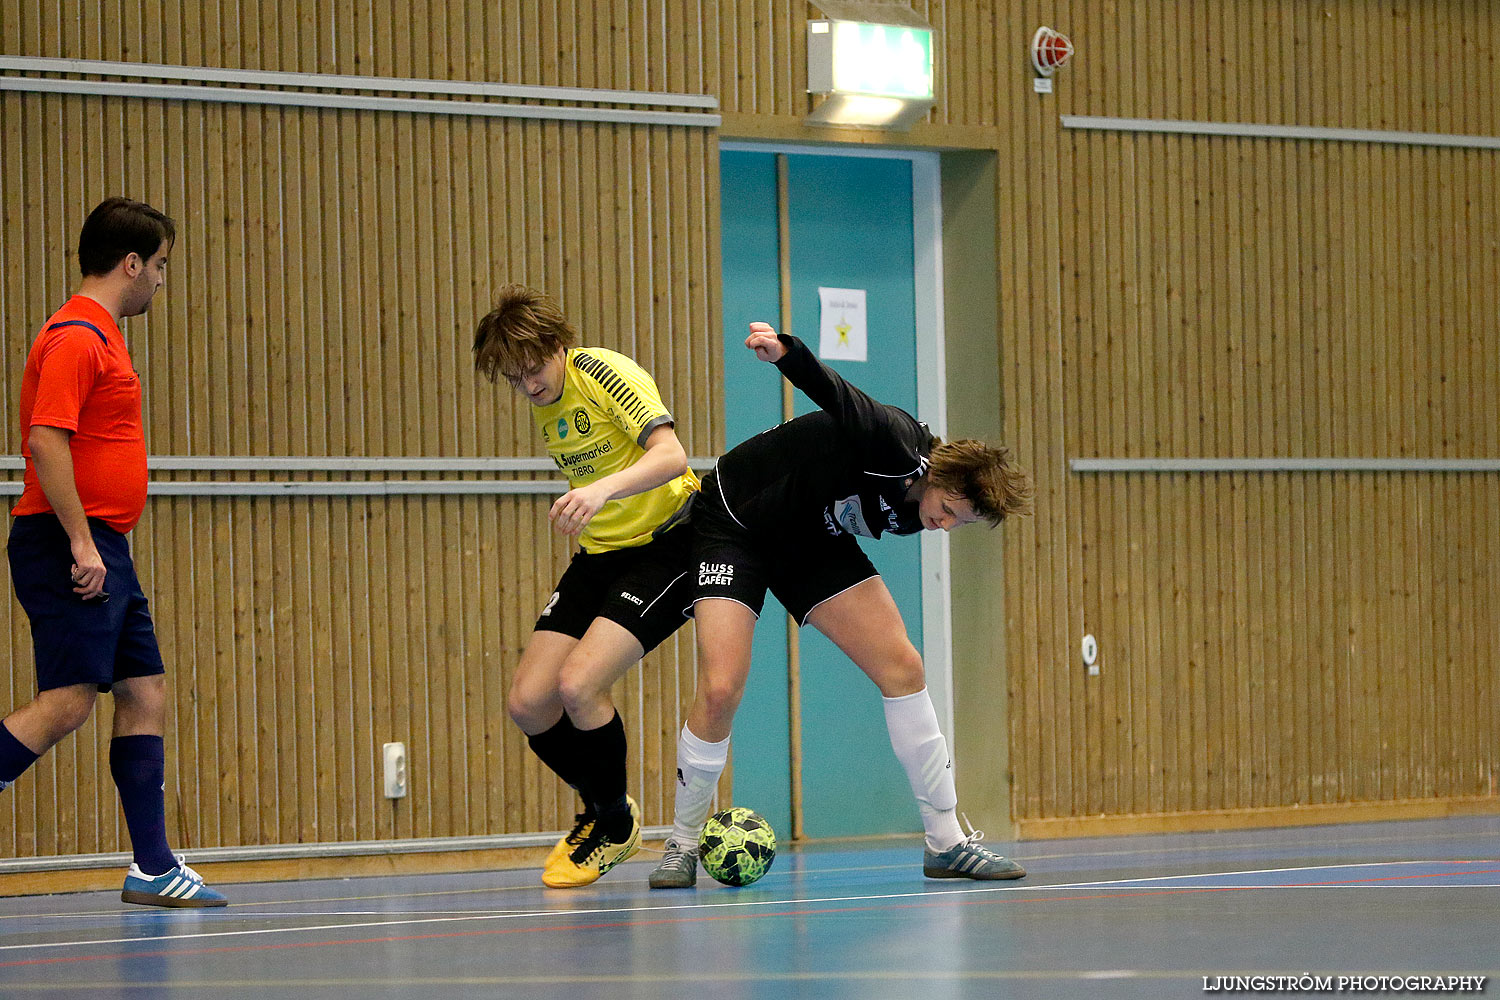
[761,823,1500,870]
[4,850,1496,923]
[1019,859,1500,890]
[219,883,1500,916]
[7,820,1495,922]
[784,857,1500,888]
[1013,825,1500,863]
[1032,885,1500,891]
[0,886,1026,953]
[4,860,1498,955]
[0,880,547,921]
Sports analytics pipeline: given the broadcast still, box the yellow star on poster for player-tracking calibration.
[836,318,851,345]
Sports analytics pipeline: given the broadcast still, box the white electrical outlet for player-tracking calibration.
[1082,634,1099,676]
[383,742,407,799]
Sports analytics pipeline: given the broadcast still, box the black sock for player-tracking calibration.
[527,715,591,815]
[573,712,631,841]
[593,796,632,841]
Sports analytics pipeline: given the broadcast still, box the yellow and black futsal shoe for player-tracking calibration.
[544,811,595,876]
[542,797,641,888]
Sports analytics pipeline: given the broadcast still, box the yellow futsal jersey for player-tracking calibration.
[535,346,699,553]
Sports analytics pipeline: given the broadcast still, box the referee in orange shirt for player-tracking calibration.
[0,198,226,907]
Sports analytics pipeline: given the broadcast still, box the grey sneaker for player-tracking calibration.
[923,832,1026,881]
[0,779,10,793]
[649,839,699,889]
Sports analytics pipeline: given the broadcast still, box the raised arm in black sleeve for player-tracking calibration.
[770,332,931,476]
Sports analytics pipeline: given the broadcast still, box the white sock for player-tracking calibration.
[883,688,965,852]
[669,724,729,850]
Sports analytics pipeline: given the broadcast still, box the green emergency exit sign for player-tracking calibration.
[808,20,934,100]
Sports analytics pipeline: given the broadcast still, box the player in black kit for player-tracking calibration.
[650,322,1034,888]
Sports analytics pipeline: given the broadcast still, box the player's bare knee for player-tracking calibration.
[506,681,550,730]
[114,674,166,722]
[40,685,97,736]
[696,673,747,727]
[555,662,605,718]
[873,644,926,698]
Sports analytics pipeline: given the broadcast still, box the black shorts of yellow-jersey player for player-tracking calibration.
[473,284,698,889]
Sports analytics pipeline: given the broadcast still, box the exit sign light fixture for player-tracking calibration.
[806,14,936,130]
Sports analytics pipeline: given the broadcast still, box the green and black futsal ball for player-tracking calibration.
[698,807,777,886]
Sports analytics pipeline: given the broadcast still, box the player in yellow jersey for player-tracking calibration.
[473,285,699,888]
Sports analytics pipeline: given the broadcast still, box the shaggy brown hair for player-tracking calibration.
[926,439,1034,526]
[472,284,577,383]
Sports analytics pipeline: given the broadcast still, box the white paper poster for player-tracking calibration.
[817,286,867,362]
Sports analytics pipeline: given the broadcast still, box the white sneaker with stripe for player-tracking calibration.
[922,829,1027,881]
[121,854,228,907]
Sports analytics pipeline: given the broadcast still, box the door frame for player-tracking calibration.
[718,140,953,738]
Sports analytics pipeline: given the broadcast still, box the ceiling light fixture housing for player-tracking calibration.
[806,4,936,131]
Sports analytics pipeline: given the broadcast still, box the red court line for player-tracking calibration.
[3,869,1496,971]
[1284,868,1500,887]
[0,891,1186,969]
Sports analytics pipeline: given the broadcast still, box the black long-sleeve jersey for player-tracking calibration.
[712,334,934,540]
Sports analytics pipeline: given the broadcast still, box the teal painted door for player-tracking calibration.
[718,150,793,835]
[720,149,924,840]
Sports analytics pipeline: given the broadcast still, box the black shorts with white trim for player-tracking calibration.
[691,471,878,626]
[534,521,695,653]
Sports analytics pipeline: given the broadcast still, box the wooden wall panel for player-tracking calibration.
[0,2,722,857]
[1056,137,1500,467]
[3,1,1499,859]
[1071,473,1500,814]
[1030,3,1500,826]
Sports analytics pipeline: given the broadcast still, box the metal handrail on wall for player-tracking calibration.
[1061,114,1500,151]
[0,456,719,496]
[1071,457,1500,473]
[0,55,722,127]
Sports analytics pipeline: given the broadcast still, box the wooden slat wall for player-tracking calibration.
[3,0,1499,857]
[1019,1,1500,826]
[0,1,721,857]
[710,0,1498,828]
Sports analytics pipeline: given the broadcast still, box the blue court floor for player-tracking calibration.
[0,815,1495,999]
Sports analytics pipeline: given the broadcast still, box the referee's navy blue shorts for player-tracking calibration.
[7,513,165,693]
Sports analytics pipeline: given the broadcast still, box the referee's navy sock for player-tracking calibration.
[109,735,176,876]
[573,712,632,841]
[0,720,40,786]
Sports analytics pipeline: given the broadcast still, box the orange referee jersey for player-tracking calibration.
[12,295,149,534]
